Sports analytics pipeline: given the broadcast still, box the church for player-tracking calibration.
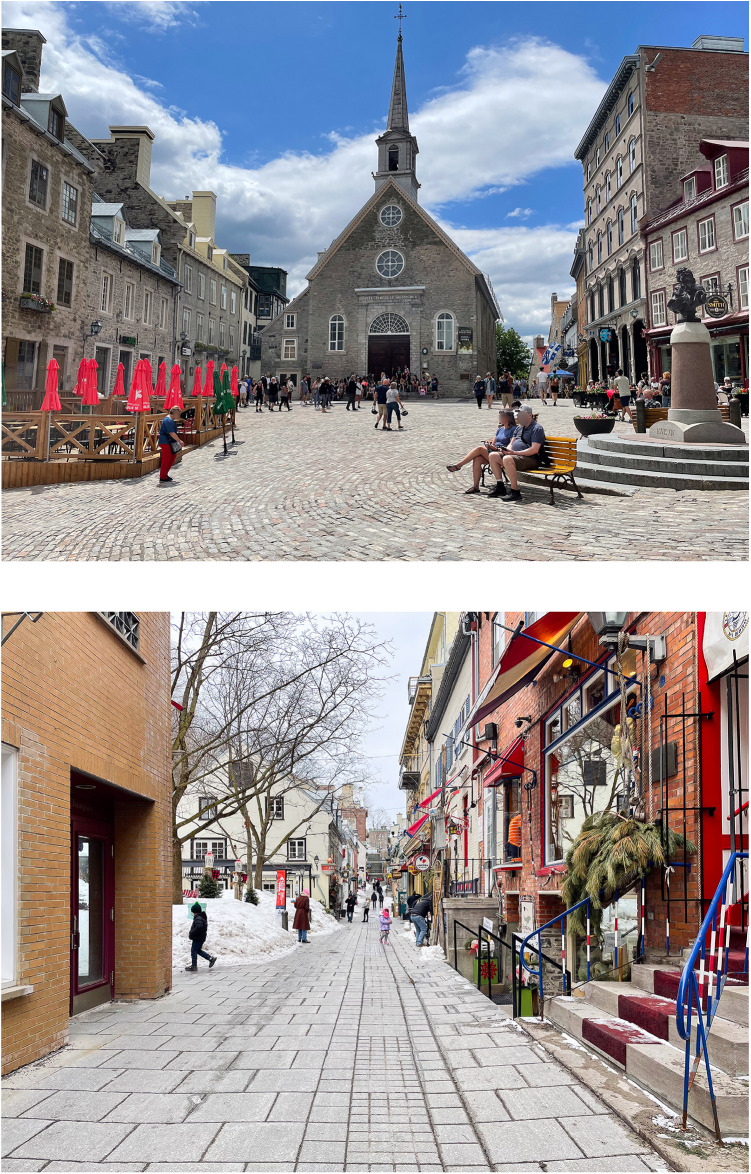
[260,32,500,392]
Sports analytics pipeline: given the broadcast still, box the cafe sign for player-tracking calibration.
[413,854,431,871]
[704,293,729,318]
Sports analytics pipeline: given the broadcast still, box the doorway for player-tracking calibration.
[367,335,410,379]
[71,816,114,1015]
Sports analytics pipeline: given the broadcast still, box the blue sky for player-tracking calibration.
[7,1,747,337]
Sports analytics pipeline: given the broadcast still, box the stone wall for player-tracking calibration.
[2,29,45,91]
[1,612,173,1074]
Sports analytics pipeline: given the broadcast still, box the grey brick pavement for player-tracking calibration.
[2,400,747,561]
[2,904,669,1172]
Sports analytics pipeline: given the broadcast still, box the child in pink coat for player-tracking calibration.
[379,908,391,945]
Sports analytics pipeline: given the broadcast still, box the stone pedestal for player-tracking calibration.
[648,319,746,446]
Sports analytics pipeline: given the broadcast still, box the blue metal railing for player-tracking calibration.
[676,850,748,1141]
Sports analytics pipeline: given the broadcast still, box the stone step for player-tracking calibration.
[573,452,749,491]
[631,964,750,1027]
[577,439,749,478]
[545,995,749,1134]
[585,433,750,462]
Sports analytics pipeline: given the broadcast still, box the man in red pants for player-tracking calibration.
[158,407,183,484]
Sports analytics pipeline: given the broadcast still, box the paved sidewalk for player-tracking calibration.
[2,909,667,1172]
[3,400,747,561]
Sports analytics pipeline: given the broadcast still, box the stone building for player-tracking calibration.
[576,35,748,384]
[261,34,499,391]
[249,265,289,329]
[643,139,748,384]
[570,230,588,385]
[1,611,173,1074]
[1,29,100,405]
[88,196,180,394]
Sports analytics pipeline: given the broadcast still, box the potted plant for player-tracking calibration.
[573,411,616,437]
[19,292,55,313]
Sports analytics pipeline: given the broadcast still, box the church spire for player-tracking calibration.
[374,21,420,202]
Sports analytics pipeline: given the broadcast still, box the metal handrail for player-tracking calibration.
[519,895,590,998]
[676,850,748,1141]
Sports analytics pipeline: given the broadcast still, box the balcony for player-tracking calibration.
[408,675,432,705]
[399,754,421,791]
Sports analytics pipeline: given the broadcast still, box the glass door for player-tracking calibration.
[71,821,114,1014]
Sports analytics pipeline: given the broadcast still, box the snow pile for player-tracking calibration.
[173,889,339,968]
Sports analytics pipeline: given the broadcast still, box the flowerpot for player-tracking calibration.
[574,417,616,437]
[473,956,499,985]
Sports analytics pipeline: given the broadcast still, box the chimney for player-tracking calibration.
[340,783,354,804]
[104,126,155,187]
[230,253,250,268]
[190,191,217,240]
[2,28,46,92]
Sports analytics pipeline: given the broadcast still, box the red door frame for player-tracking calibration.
[70,814,115,1014]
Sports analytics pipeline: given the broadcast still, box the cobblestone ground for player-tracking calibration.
[2,400,747,561]
[2,907,667,1172]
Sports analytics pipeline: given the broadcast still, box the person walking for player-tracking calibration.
[485,371,496,409]
[346,375,358,411]
[377,884,385,909]
[157,406,183,486]
[362,893,370,922]
[549,373,560,406]
[357,379,366,409]
[254,379,264,412]
[379,907,392,945]
[370,887,378,912]
[501,371,514,408]
[374,378,389,430]
[280,378,293,411]
[411,892,432,947]
[346,892,357,922]
[293,888,311,943]
[185,902,217,970]
[385,381,405,430]
[473,374,486,409]
[320,377,332,414]
[267,376,279,411]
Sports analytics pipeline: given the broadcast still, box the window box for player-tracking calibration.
[19,294,54,313]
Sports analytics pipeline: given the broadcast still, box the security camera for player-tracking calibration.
[515,715,533,728]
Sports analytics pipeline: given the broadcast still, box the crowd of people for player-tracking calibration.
[236,367,440,412]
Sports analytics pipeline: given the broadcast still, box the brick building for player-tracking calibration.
[643,139,748,384]
[1,612,173,1074]
[576,35,748,384]
[261,34,498,391]
[1,29,100,406]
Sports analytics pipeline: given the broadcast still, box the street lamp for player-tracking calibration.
[587,612,629,637]
[88,320,103,338]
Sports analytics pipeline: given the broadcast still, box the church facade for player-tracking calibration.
[260,35,499,393]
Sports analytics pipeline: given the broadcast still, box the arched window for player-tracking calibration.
[388,145,399,171]
[597,232,602,264]
[629,138,636,173]
[632,257,641,300]
[606,220,613,255]
[435,312,455,351]
[587,199,592,225]
[605,173,611,202]
[329,314,345,351]
[369,313,410,334]
[630,193,638,233]
[376,250,404,279]
[588,241,594,272]
[617,208,624,246]
[596,186,601,213]
[616,157,622,187]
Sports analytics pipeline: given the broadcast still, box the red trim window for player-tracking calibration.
[649,238,664,272]
[737,264,749,313]
[731,198,749,242]
[697,215,716,255]
[672,227,688,264]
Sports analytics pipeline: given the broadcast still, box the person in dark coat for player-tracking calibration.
[370,887,378,910]
[411,893,432,947]
[293,888,311,943]
[186,902,216,971]
[406,892,418,922]
[376,883,384,908]
[346,893,357,922]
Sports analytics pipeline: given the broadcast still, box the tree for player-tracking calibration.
[171,613,390,901]
[244,883,259,905]
[496,324,533,379]
[198,871,221,898]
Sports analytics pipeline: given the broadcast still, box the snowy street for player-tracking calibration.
[2,898,668,1172]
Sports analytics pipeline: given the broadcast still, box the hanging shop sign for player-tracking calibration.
[599,328,613,342]
[413,854,431,871]
[408,864,419,875]
[276,869,287,909]
[320,864,335,872]
[704,294,729,319]
[520,897,535,936]
[703,611,749,681]
[457,327,474,353]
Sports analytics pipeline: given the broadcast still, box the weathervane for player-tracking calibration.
[395,3,406,38]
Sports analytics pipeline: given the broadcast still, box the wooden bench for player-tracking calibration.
[523,436,582,505]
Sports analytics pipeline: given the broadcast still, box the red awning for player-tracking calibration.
[406,811,429,838]
[418,787,442,809]
[474,613,582,727]
[483,736,525,787]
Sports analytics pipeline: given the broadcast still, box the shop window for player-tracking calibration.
[1,745,18,988]
[501,779,522,865]
[714,154,729,190]
[16,340,36,390]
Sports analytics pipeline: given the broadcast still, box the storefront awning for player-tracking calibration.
[473,613,583,727]
[483,735,525,787]
[405,811,429,839]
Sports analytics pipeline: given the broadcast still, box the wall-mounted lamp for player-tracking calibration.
[88,320,103,338]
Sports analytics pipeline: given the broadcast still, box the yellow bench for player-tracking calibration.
[523,436,582,506]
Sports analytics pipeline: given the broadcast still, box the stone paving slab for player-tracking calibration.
[2,895,667,1171]
[3,400,747,562]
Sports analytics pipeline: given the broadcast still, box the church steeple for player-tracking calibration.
[374,29,420,202]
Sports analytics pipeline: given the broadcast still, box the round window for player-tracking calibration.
[376,250,405,279]
[380,204,403,228]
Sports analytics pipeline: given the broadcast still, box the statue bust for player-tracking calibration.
[667,267,707,322]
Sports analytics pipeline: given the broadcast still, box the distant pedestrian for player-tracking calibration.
[378,886,385,909]
[431,374,439,399]
[157,406,183,486]
[374,379,389,430]
[293,889,311,943]
[473,375,486,409]
[379,907,391,945]
[267,376,279,411]
[485,372,496,409]
[386,382,404,430]
[370,888,378,910]
[254,379,264,412]
[239,378,248,407]
[362,896,369,922]
[549,374,560,406]
[346,375,358,411]
[280,378,293,411]
[320,377,332,414]
[300,375,310,404]
[186,902,217,970]
[346,893,357,922]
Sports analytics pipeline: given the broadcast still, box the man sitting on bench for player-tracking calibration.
[487,405,545,503]
[446,409,516,494]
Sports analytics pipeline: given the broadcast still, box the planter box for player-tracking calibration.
[19,298,53,313]
[473,956,499,985]
[574,417,616,437]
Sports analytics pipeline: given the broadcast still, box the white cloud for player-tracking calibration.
[507,207,533,219]
[103,1,199,32]
[4,2,604,335]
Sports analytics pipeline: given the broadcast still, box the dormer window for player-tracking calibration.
[188,230,196,249]
[222,255,228,270]
[2,62,20,105]
[684,176,696,202]
[48,106,64,140]
[206,245,213,261]
[151,242,161,266]
[112,217,124,245]
[713,154,729,190]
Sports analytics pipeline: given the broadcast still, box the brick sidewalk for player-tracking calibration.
[2,906,666,1171]
[2,400,747,561]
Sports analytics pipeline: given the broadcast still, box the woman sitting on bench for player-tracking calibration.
[446,409,516,494]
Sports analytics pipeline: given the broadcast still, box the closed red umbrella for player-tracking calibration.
[230,365,239,397]
[191,367,203,397]
[143,359,154,396]
[154,361,167,398]
[220,363,228,381]
[74,357,87,397]
[40,358,61,411]
[81,358,99,406]
[164,364,183,410]
[126,360,142,411]
[203,360,214,396]
[112,362,125,399]
[126,359,150,412]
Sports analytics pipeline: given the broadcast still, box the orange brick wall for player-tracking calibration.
[1,612,172,1073]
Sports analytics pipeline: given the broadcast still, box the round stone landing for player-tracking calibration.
[576,433,749,491]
